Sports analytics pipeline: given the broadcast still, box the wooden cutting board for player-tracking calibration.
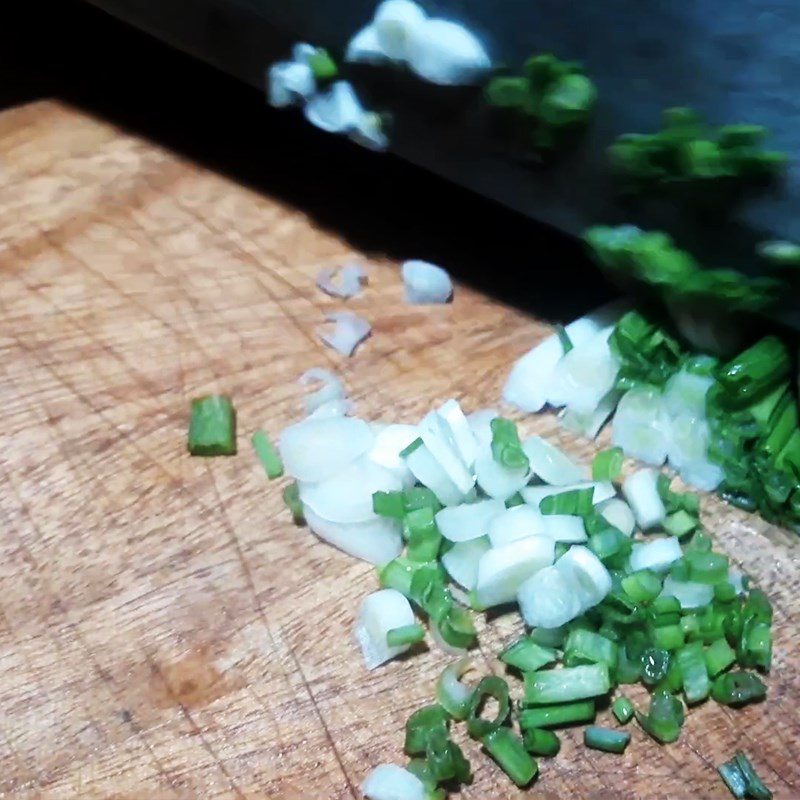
[1,100,798,800]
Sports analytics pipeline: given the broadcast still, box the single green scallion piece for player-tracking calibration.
[250,429,283,477]
[718,757,749,799]
[584,726,631,754]
[635,689,685,743]
[188,395,237,456]
[500,637,558,672]
[522,727,561,757]
[465,676,511,739]
[518,700,596,729]
[404,705,450,755]
[711,671,767,707]
[307,48,338,81]
[592,447,624,481]
[481,728,538,787]
[705,638,737,677]
[490,417,530,471]
[540,487,595,515]
[524,664,611,705]
[282,481,304,525]
[676,641,711,704]
[612,696,634,724]
[386,623,425,648]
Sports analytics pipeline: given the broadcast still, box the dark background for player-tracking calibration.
[0,0,613,323]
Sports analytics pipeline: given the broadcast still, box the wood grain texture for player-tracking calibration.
[0,100,798,800]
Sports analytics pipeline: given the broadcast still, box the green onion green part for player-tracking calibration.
[612,696,635,724]
[250,429,283,478]
[386,623,426,648]
[522,728,561,757]
[592,447,624,481]
[500,637,558,672]
[490,417,530,471]
[282,481,304,525]
[188,395,237,456]
[584,725,631,754]
[518,700,596,730]
[481,728,538,787]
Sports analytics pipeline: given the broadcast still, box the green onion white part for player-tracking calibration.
[554,545,612,611]
[368,424,420,488]
[356,589,417,669]
[267,61,316,108]
[373,0,426,60]
[303,507,402,565]
[435,499,504,542]
[517,564,584,628]
[402,260,453,305]
[522,436,586,485]
[541,514,588,542]
[441,537,490,589]
[629,537,683,573]
[559,389,620,439]
[612,386,670,466]
[487,505,545,547]
[318,311,372,356]
[474,535,555,608]
[362,764,427,800]
[436,658,474,720]
[598,497,636,536]
[622,469,667,530]
[521,480,615,508]
[474,448,530,499]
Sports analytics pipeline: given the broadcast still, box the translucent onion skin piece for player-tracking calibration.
[318,311,372,356]
[362,764,427,800]
[299,367,346,413]
[436,658,473,720]
[356,589,416,669]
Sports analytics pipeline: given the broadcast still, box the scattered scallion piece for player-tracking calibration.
[676,642,710,704]
[373,490,406,519]
[282,481,304,524]
[481,728,538,787]
[635,690,685,743]
[711,671,767,707]
[584,725,631,754]
[404,705,450,755]
[705,638,737,677]
[188,395,237,456]
[522,727,560,757]
[400,437,423,458]
[490,417,530,471]
[718,757,749,799]
[387,623,426,648]
[500,637,558,672]
[612,696,634,724]
[524,664,611,705]
[307,48,338,81]
[592,447,624,481]
[466,676,511,739]
[733,751,773,800]
[540,487,594,516]
[251,429,283,478]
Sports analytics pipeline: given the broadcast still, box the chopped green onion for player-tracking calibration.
[386,624,425,648]
[400,437,423,458]
[738,619,772,672]
[405,758,439,794]
[651,624,685,652]
[622,569,663,603]
[524,664,611,705]
[584,725,631,754]
[437,603,477,650]
[500,637,558,672]
[705,638,736,677]
[676,642,710,704]
[711,671,766,706]
[564,629,618,668]
[663,510,699,538]
[481,728,538,788]
[635,689,685,743]
[518,700,596,729]
[251,429,283,477]
[612,696,634,724]
[733,751,773,800]
[466,676,511,739]
[640,647,671,686]
[686,551,730,584]
[436,659,472,720]
[717,336,791,407]
[188,395,237,456]
[555,323,574,354]
[540,488,595,515]
[522,728,560,757]
[404,705,450,755]
[307,48,338,81]
[372,490,405,519]
[505,491,526,508]
[425,727,471,784]
[718,757,748,799]
[402,486,441,513]
[282,481,304,524]
[490,417,530,471]
[403,507,442,563]
[592,447,624,481]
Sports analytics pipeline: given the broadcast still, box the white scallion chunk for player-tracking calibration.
[436,399,479,468]
[435,499,505,542]
[474,447,530,501]
[474,535,555,608]
[356,589,416,669]
[622,468,666,530]
[373,0,427,60]
[280,416,374,482]
[541,515,587,543]
[467,408,498,448]
[405,442,464,506]
[406,18,491,85]
[304,507,402,565]
[362,764,427,800]
[630,537,683,573]
[612,386,670,466]
[554,545,612,612]
[368,423,419,488]
[402,260,453,304]
[522,436,586,485]
[488,505,545,547]
[441,536,490,589]
[267,61,316,107]
[518,565,583,629]
[597,498,636,537]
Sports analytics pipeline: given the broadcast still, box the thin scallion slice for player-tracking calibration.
[733,751,773,800]
[592,447,624,481]
[718,757,748,799]
[386,623,425,648]
[404,704,450,755]
[584,726,631,754]
[481,728,538,787]
[436,658,473,720]
[540,488,595,516]
[251,430,283,477]
[676,642,710,704]
[466,676,511,738]
[188,395,237,456]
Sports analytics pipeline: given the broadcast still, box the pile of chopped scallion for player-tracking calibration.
[262,387,774,799]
